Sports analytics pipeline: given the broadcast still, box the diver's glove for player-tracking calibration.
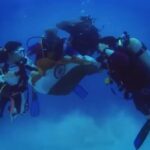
[0,74,5,83]
[98,43,114,56]
[98,43,109,52]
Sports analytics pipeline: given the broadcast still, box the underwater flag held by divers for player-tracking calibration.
[134,119,150,150]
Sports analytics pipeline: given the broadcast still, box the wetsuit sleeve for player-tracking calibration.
[0,51,8,63]
[56,21,75,33]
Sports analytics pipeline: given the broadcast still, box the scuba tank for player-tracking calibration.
[117,32,150,71]
[127,38,150,71]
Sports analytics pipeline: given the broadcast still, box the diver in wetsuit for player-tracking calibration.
[56,16,100,56]
[27,28,64,64]
[98,33,150,116]
[98,33,150,149]
[0,41,35,118]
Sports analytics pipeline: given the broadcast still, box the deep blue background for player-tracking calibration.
[0,0,150,150]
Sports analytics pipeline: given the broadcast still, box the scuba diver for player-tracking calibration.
[56,16,100,56]
[0,41,36,119]
[27,26,101,99]
[27,28,65,115]
[98,32,150,149]
[27,28,64,64]
[98,33,150,115]
[29,54,100,95]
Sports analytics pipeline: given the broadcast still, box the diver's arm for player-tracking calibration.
[62,55,101,68]
[24,56,38,71]
[61,55,86,64]
[56,21,75,33]
[29,71,42,86]
[98,43,115,56]
[0,64,5,82]
[25,64,38,71]
[146,114,150,119]
[0,74,5,83]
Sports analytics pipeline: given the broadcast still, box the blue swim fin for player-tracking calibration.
[134,119,150,150]
[30,90,40,117]
[73,84,88,99]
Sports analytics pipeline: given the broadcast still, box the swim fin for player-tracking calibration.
[30,90,40,117]
[110,87,117,95]
[73,84,88,99]
[21,90,30,114]
[134,119,150,150]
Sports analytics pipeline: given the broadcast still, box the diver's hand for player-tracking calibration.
[146,114,150,119]
[63,55,72,61]
[0,74,5,83]
[83,55,98,65]
[63,55,84,64]
[99,43,114,56]
[56,21,74,31]
[98,43,109,52]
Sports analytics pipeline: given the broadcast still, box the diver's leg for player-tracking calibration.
[0,96,9,117]
[13,94,22,114]
[132,90,150,115]
[82,64,99,75]
[0,83,12,117]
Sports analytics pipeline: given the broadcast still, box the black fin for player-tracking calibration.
[30,90,40,117]
[74,84,88,99]
[134,119,150,149]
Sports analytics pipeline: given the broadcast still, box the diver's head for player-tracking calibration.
[80,15,94,24]
[5,41,22,53]
[42,28,59,48]
[44,28,58,40]
[4,41,25,63]
[128,38,143,53]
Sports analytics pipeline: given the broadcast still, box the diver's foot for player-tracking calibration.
[0,113,3,118]
[0,110,3,118]
[10,112,19,122]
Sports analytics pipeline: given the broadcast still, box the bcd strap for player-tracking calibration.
[135,44,147,57]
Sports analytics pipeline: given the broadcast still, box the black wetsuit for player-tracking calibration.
[106,47,150,115]
[57,20,100,55]
[98,35,150,115]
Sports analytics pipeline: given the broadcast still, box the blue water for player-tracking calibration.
[0,0,150,150]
